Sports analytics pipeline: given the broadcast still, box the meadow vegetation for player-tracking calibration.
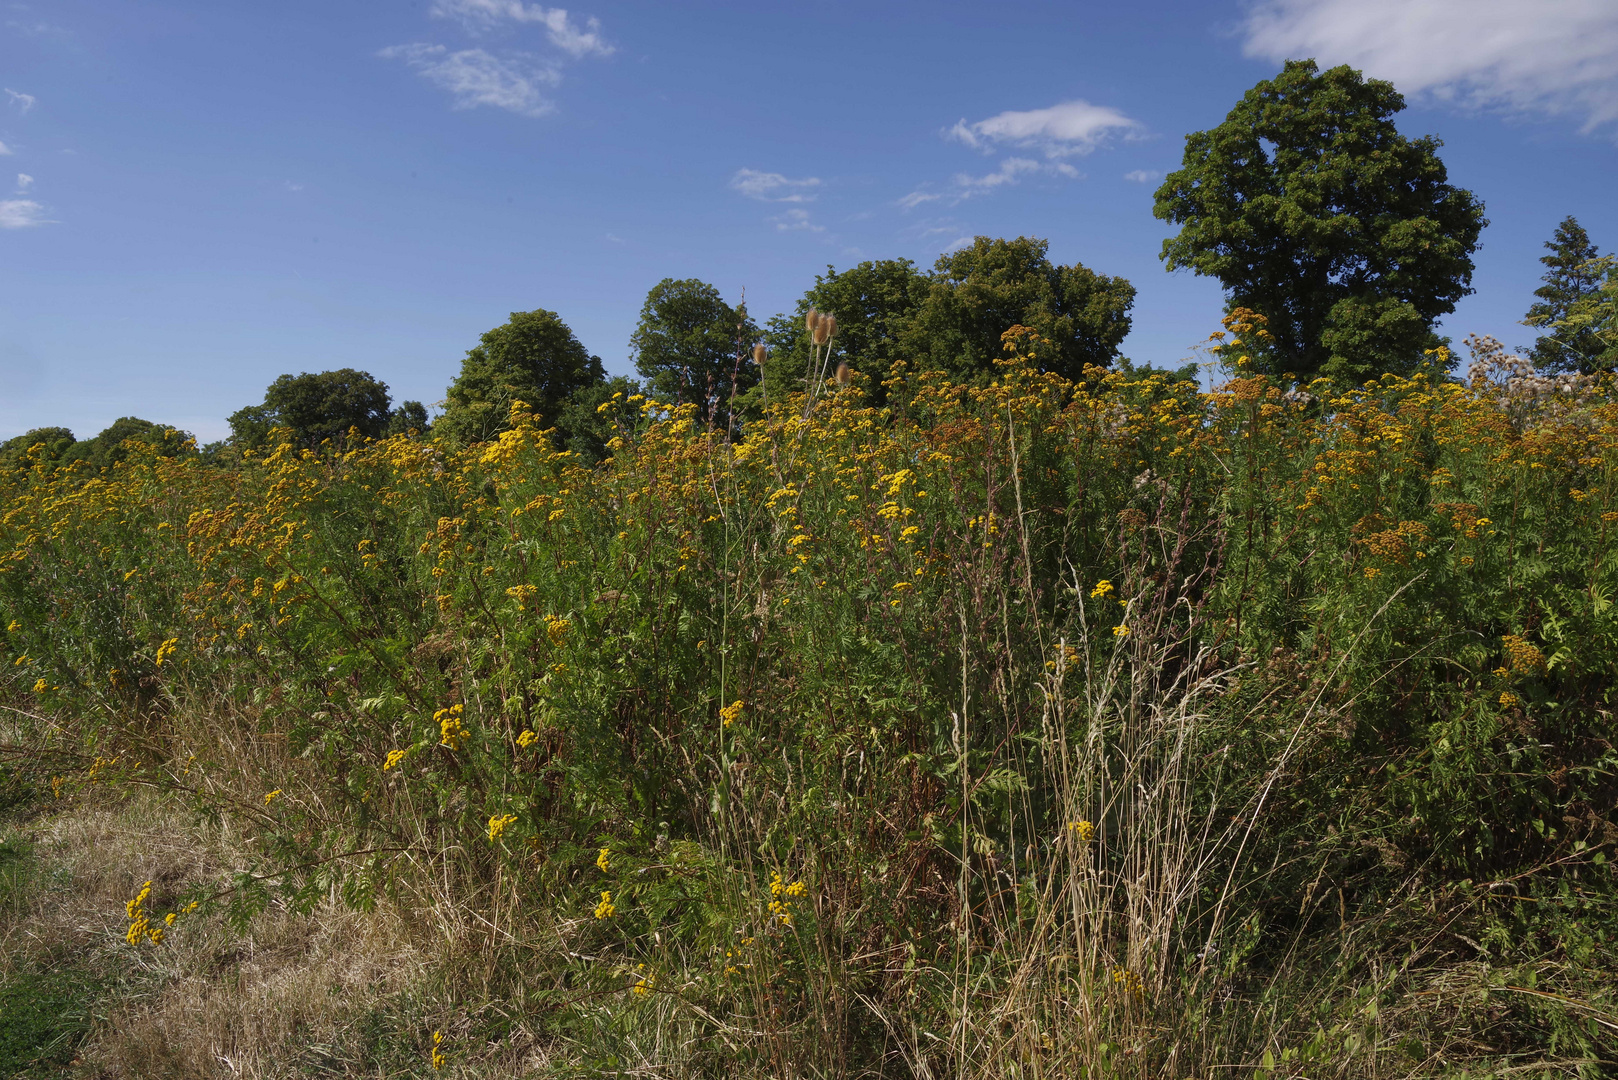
[3,317,1618,1077]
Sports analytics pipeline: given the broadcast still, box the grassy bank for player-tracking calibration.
[3,329,1617,1077]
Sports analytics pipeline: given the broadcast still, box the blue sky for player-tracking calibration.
[3,0,1616,442]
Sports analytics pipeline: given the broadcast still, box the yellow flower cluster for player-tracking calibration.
[125,880,165,945]
[1090,579,1114,599]
[1502,634,1546,676]
[154,637,179,667]
[487,813,517,842]
[430,1029,446,1071]
[1068,819,1095,843]
[264,788,282,805]
[383,748,408,771]
[1111,966,1144,997]
[596,846,611,871]
[505,583,538,609]
[768,870,808,927]
[545,617,570,648]
[516,729,538,748]
[719,700,745,728]
[594,890,615,919]
[437,704,466,750]
[631,964,655,997]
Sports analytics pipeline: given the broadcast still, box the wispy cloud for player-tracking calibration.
[1124,169,1161,183]
[0,199,49,228]
[902,157,1077,209]
[15,173,32,192]
[953,157,1078,198]
[897,189,942,210]
[283,180,305,192]
[770,208,824,233]
[948,100,1142,158]
[1242,0,1618,133]
[730,168,822,203]
[381,44,561,116]
[942,236,974,253]
[4,89,34,113]
[430,0,614,57]
[0,141,11,156]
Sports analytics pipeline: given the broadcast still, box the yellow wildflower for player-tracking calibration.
[594,890,615,919]
[487,813,517,842]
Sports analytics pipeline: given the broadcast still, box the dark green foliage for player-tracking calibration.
[554,375,641,463]
[901,236,1135,381]
[758,241,1133,404]
[63,417,195,471]
[1154,59,1487,383]
[0,968,96,1075]
[384,400,431,438]
[0,427,75,473]
[631,278,757,425]
[1524,217,1615,373]
[438,309,605,447]
[759,258,931,404]
[229,368,394,450]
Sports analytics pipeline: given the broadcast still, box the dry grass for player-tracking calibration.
[0,785,566,1078]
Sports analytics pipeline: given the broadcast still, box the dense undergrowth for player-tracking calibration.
[3,324,1617,1077]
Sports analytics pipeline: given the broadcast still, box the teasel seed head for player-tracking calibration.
[805,308,820,334]
[823,314,838,341]
[753,343,767,366]
[835,362,850,387]
[813,320,831,346]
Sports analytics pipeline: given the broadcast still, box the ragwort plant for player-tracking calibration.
[2,321,1616,1077]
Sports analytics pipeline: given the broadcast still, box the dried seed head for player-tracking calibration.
[835,362,850,387]
[753,343,767,365]
[823,314,838,341]
[805,308,820,334]
[813,320,831,346]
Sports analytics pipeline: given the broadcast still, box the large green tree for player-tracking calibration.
[760,258,931,404]
[630,279,757,425]
[900,237,1135,383]
[1523,217,1613,374]
[0,427,76,473]
[437,309,605,447]
[229,368,397,450]
[65,417,194,470]
[1154,59,1487,383]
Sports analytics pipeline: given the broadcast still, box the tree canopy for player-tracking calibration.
[437,309,605,447]
[229,368,396,450]
[1154,59,1487,383]
[631,278,757,424]
[902,237,1135,383]
[1523,217,1615,374]
[759,240,1133,402]
[761,258,931,404]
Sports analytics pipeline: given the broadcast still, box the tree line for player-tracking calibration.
[7,59,1615,472]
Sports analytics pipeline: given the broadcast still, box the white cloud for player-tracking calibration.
[942,236,974,253]
[771,208,824,233]
[897,189,942,210]
[730,168,821,202]
[948,100,1142,158]
[381,44,560,116]
[4,88,34,113]
[283,180,304,192]
[0,199,49,228]
[1124,169,1161,183]
[953,156,1044,195]
[0,141,11,156]
[1242,0,1618,132]
[431,0,614,57]
[15,173,31,191]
